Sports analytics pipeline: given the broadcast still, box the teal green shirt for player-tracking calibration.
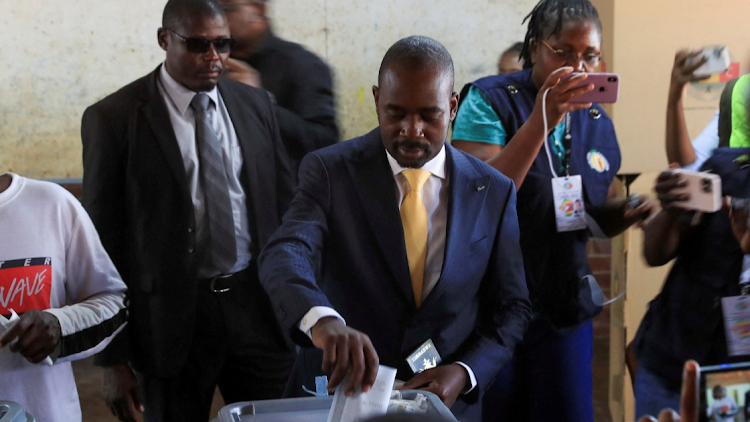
[452,86,567,173]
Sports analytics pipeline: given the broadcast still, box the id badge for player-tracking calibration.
[406,339,442,373]
[721,295,750,356]
[551,175,587,232]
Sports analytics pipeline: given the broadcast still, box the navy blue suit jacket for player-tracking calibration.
[258,128,530,415]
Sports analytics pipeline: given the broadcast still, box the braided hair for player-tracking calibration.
[520,0,602,69]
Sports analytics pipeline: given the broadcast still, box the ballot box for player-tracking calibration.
[0,402,35,422]
[215,390,456,422]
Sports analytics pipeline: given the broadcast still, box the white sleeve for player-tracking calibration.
[683,111,719,172]
[299,306,346,339]
[455,361,478,394]
[43,201,127,364]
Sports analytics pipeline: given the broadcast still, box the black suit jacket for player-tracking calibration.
[81,66,294,377]
[244,29,338,173]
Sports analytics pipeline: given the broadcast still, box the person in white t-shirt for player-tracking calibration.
[708,385,739,422]
[0,173,127,422]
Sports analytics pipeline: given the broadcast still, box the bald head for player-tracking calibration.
[163,0,227,31]
[378,36,454,89]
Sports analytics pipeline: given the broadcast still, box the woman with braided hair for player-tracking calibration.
[453,1,651,420]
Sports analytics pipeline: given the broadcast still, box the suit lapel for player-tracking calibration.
[140,67,190,199]
[424,144,490,306]
[345,129,414,304]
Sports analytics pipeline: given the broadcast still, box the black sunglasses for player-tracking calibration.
[167,29,235,54]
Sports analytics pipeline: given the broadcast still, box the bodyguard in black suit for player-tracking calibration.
[81,1,295,421]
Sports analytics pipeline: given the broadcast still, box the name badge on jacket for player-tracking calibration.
[551,175,587,232]
[722,295,750,356]
[406,339,442,373]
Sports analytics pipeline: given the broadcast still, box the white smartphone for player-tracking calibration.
[564,72,620,104]
[671,169,722,213]
[687,46,730,77]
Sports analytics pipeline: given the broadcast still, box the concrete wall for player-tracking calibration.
[0,0,536,178]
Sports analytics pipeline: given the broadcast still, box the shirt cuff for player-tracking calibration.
[299,306,346,339]
[454,361,477,394]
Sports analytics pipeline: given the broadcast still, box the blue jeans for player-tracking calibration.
[634,363,681,420]
[482,320,594,422]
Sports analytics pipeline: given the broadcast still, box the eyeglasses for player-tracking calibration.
[167,29,235,54]
[540,40,601,67]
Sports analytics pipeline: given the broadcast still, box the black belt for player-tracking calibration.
[199,264,253,293]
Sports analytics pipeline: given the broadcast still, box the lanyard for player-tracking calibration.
[562,113,572,177]
[549,113,572,177]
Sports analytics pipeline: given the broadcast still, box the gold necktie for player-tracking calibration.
[400,169,431,308]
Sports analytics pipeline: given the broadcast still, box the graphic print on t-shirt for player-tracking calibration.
[0,258,52,314]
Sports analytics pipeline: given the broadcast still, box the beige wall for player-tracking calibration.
[0,0,536,178]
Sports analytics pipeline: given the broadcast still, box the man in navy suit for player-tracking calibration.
[258,36,531,421]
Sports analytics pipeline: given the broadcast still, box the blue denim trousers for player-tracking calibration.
[634,363,682,420]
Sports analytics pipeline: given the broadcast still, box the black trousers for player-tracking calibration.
[137,268,295,422]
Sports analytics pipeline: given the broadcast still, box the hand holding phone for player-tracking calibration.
[686,46,730,78]
[563,72,620,104]
[670,169,722,213]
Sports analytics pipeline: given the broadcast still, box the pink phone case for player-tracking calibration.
[565,72,620,104]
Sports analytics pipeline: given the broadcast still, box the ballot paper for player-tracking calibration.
[0,309,20,334]
[327,365,397,422]
[0,309,53,366]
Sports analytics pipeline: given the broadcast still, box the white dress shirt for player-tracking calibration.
[300,145,476,392]
[386,146,448,300]
[157,64,252,278]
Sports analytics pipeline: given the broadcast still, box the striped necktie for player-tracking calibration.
[190,93,237,274]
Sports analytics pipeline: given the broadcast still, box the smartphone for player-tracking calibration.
[671,169,722,213]
[699,362,750,422]
[564,72,620,104]
[687,46,731,78]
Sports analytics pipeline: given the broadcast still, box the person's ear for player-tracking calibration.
[529,39,539,65]
[157,28,169,52]
[449,91,459,121]
[372,85,380,108]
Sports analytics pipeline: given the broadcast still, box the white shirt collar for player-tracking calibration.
[159,63,220,115]
[386,144,446,180]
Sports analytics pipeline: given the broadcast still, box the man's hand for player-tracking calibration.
[102,364,144,422]
[0,310,61,363]
[310,317,379,396]
[654,166,690,212]
[224,58,262,88]
[396,364,468,408]
[637,360,699,422]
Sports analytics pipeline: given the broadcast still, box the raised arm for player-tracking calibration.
[665,50,708,167]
